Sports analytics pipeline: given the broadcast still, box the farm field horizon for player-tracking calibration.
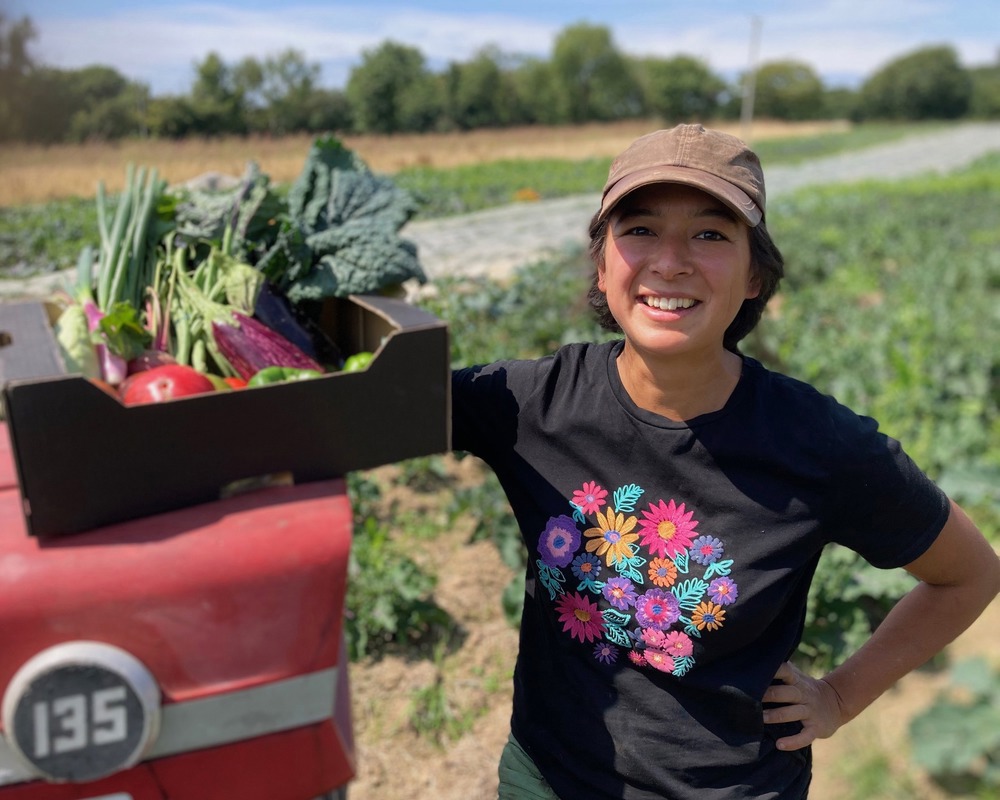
[0,119,849,207]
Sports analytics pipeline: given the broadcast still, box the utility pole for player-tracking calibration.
[740,15,762,142]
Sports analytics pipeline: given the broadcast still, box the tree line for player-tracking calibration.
[2,13,999,144]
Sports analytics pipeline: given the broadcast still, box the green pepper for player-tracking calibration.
[342,351,374,372]
[247,366,325,387]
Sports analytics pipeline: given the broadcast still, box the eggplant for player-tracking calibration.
[253,281,319,359]
[213,312,324,381]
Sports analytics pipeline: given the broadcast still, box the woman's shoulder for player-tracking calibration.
[742,357,881,446]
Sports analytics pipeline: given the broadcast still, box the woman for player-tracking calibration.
[451,124,1000,799]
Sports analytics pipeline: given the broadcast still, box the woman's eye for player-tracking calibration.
[695,230,726,241]
[627,225,653,236]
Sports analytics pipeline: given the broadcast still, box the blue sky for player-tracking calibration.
[7,0,999,96]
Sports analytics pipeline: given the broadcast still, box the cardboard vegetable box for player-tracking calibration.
[1,294,450,538]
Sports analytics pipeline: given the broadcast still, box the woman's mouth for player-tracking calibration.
[643,295,697,311]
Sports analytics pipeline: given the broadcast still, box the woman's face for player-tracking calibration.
[597,183,757,363]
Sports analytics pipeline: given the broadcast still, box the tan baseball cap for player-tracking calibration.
[598,124,765,227]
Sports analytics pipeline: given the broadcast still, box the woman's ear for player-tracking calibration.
[597,261,607,293]
[746,267,761,300]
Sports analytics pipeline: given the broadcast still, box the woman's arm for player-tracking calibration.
[763,499,1000,751]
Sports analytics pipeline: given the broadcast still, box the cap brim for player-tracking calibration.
[599,165,762,227]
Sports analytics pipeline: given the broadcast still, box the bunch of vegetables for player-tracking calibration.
[50,137,421,405]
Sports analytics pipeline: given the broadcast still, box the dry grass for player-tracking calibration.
[0,119,848,207]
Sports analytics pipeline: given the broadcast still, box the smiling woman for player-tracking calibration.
[447,123,1000,800]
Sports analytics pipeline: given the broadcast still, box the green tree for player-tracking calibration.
[823,87,859,120]
[188,52,246,135]
[298,87,354,133]
[508,57,561,124]
[969,63,1000,118]
[231,55,267,131]
[346,40,438,133]
[0,13,37,140]
[443,46,508,130]
[258,49,321,134]
[859,45,972,120]
[17,67,73,143]
[751,60,826,120]
[550,23,642,122]
[145,95,199,139]
[69,80,149,141]
[64,66,148,141]
[636,55,724,121]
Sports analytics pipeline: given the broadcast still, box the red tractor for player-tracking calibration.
[0,295,449,799]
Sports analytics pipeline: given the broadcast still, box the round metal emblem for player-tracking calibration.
[1,642,160,782]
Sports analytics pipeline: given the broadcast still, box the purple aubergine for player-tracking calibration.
[213,312,324,380]
[253,281,319,359]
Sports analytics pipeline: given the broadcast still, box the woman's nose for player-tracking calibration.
[647,237,693,278]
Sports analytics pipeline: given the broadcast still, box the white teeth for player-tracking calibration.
[645,296,696,311]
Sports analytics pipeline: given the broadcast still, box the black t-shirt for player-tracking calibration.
[452,340,949,800]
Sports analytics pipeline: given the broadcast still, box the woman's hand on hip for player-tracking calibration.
[762,660,845,751]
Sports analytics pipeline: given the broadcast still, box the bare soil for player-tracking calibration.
[346,457,1000,800]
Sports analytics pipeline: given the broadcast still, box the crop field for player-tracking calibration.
[1,120,997,799]
[0,119,857,207]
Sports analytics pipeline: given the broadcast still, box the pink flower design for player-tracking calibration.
[572,481,608,515]
[628,650,647,667]
[663,630,694,658]
[644,649,676,674]
[555,592,605,643]
[638,499,698,559]
[641,628,667,648]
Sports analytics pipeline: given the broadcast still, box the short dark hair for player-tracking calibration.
[585,211,784,353]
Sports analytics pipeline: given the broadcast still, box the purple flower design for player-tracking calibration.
[539,515,581,568]
[709,577,739,606]
[635,588,681,630]
[690,535,724,565]
[602,576,638,611]
[593,642,619,664]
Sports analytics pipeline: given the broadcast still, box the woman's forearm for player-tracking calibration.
[823,573,998,723]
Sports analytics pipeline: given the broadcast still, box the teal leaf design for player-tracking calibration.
[673,656,695,676]
[683,620,703,639]
[612,483,644,513]
[605,625,632,648]
[704,558,734,580]
[673,578,709,610]
[674,550,690,574]
[570,502,587,526]
[536,560,566,601]
[603,608,631,627]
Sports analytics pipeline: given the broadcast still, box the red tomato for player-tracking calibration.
[223,377,248,389]
[119,365,217,406]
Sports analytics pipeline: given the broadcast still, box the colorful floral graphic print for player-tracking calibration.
[535,480,739,677]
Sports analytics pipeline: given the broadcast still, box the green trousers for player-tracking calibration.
[497,733,561,799]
